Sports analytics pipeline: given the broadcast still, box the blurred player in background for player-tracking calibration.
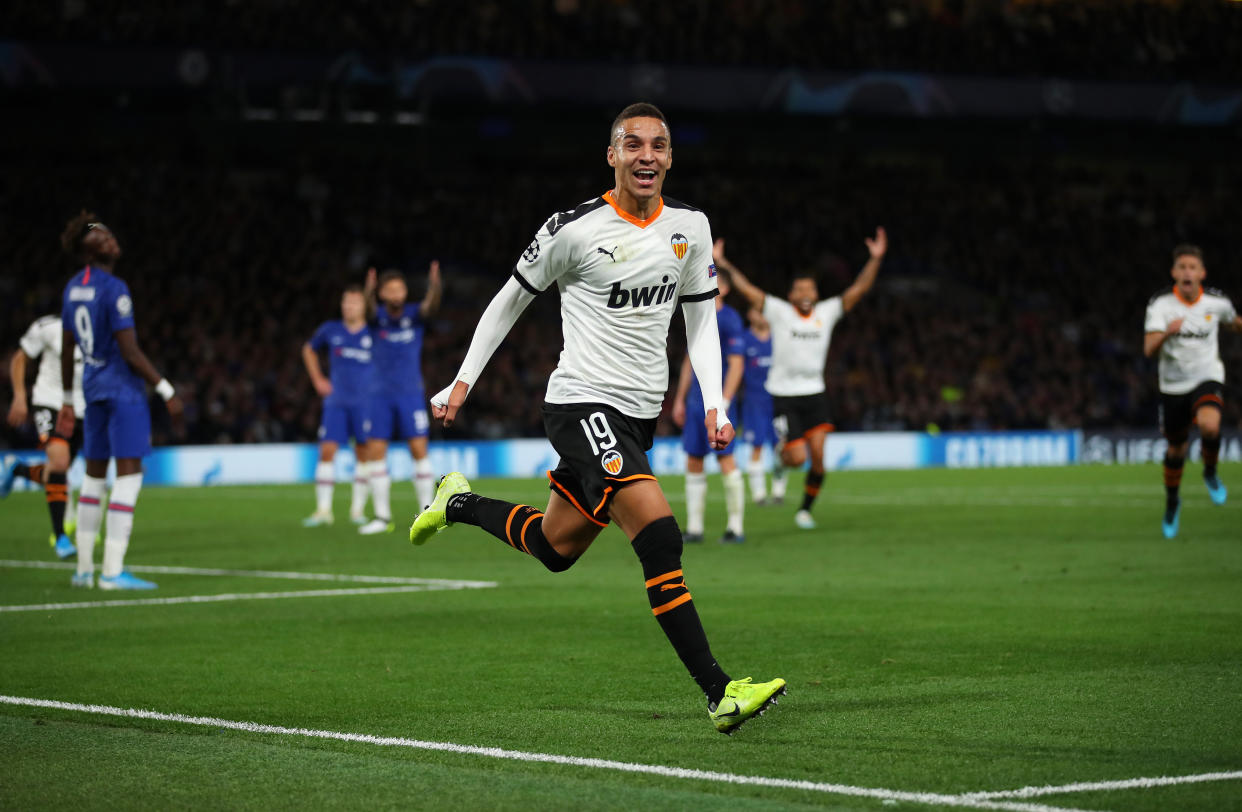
[739,307,785,505]
[410,103,785,734]
[302,285,376,529]
[1143,244,1241,539]
[360,261,442,535]
[1,315,85,558]
[671,270,746,543]
[714,229,887,529]
[57,212,182,589]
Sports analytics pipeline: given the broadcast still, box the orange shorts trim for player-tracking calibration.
[546,471,608,528]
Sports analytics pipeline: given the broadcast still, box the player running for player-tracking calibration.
[56,212,182,589]
[713,229,887,530]
[302,285,376,529]
[1143,244,1240,539]
[1,315,85,558]
[358,262,442,535]
[739,307,786,505]
[410,103,785,734]
[671,271,746,543]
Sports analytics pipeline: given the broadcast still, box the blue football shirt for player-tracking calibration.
[371,303,425,396]
[61,265,145,403]
[309,321,375,406]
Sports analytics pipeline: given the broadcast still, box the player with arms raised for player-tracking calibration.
[1143,244,1241,539]
[714,230,887,529]
[57,212,182,589]
[409,103,785,734]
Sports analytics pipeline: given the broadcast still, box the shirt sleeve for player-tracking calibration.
[819,297,845,331]
[1143,301,1166,333]
[109,280,136,333]
[1220,296,1238,324]
[19,319,47,358]
[512,213,575,294]
[308,322,331,351]
[678,211,719,303]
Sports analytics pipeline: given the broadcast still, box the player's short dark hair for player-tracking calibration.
[1172,244,1203,263]
[342,284,365,296]
[377,269,406,288]
[789,271,818,290]
[60,209,98,262]
[610,102,668,143]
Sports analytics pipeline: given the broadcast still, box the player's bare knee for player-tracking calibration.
[318,442,338,462]
[783,444,806,467]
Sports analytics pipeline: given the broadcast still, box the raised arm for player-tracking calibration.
[419,260,443,319]
[711,239,766,311]
[430,276,536,427]
[7,349,29,428]
[116,329,182,415]
[363,267,378,321]
[681,297,735,450]
[841,227,887,313]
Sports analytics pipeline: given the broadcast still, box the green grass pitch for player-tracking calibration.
[1,463,1239,810]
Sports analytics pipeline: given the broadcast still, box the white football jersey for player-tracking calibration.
[1144,287,1236,395]
[514,191,718,419]
[18,315,86,413]
[762,296,845,397]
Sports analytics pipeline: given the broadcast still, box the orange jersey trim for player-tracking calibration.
[645,569,684,589]
[546,471,609,528]
[652,592,693,616]
[1173,285,1203,307]
[804,422,835,438]
[602,190,663,229]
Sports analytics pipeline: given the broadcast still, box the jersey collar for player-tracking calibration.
[1173,285,1202,307]
[602,190,664,229]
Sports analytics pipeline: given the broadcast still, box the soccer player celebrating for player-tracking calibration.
[739,307,785,505]
[1,314,85,558]
[713,229,887,529]
[1143,244,1241,539]
[358,261,442,535]
[410,103,785,734]
[302,285,376,529]
[56,212,182,589]
[671,271,747,543]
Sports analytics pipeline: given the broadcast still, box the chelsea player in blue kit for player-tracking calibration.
[56,212,183,590]
[672,270,747,543]
[302,285,376,528]
[739,308,786,504]
[358,262,442,534]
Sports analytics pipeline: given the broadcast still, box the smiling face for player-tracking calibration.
[607,116,672,207]
[379,277,408,310]
[1171,253,1206,301]
[788,276,819,316]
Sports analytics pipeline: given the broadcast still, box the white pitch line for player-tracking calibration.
[0,695,1082,812]
[959,770,1242,800]
[0,560,496,589]
[0,585,468,613]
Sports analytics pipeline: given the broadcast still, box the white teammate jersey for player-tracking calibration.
[1144,287,1237,395]
[513,191,719,419]
[762,295,845,397]
[18,315,86,413]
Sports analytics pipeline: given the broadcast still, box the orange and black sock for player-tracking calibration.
[1163,454,1184,510]
[13,462,45,484]
[632,516,730,705]
[446,492,577,572]
[1202,436,1221,479]
[799,471,825,512]
[45,472,68,536]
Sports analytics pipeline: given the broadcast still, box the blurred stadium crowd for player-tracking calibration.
[8,0,1241,82]
[4,142,1239,447]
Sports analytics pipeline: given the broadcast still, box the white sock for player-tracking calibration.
[747,458,768,502]
[413,455,434,510]
[66,487,77,524]
[315,461,334,514]
[350,460,370,517]
[685,471,707,535]
[772,462,788,500]
[76,475,106,576]
[723,468,745,535]
[103,472,143,578]
[370,461,392,523]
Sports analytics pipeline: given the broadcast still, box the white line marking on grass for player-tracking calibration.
[0,560,496,589]
[958,770,1242,800]
[0,695,1083,812]
[0,585,476,613]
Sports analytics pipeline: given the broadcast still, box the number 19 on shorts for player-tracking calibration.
[579,412,617,456]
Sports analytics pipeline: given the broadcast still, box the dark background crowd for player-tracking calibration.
[3,0,1241,449]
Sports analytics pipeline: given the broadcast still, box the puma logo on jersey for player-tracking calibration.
[596,245,618,262]
[606,276,678,309]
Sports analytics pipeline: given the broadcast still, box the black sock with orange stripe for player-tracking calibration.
[45,472,68,536]
[1163,454,1184,510]
[446,492,577,572]
[800,470,825,512]
[1202,436,1221,478]
[631,516,730,705]
[13,462,45,483]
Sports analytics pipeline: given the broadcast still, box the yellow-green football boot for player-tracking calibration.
[709,677,787,735]
[409,472,471,546]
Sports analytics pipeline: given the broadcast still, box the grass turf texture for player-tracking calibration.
[1,463,1239,811]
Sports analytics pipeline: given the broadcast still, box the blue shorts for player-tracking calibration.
[682,391,739,458]
[741,393,777,447]
[369,392,430,441]
[319,402,371,445]
[83,398,152,461]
